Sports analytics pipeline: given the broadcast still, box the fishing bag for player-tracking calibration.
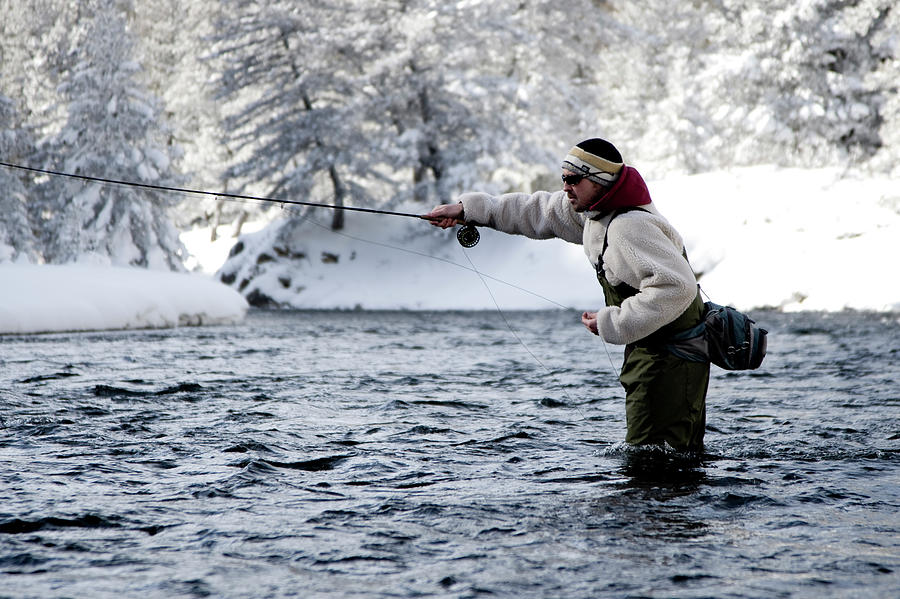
[702,302,768,370]
[666,301,768,370]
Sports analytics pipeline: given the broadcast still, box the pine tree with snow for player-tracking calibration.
[210,0,381,232]
[359,0,553,204]
[596,0,900,174]
[132,0,243,239]
[0,95,40,263]
[208,0,640,305]
[210,0,584,222]
[36,0,186,270]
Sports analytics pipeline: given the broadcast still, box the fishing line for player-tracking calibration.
[457,245,614,432]
[3,159,623,394]
[0,158,578,308]
[302,213,620,389]
[301,215,574,309]
[0,160,435,223]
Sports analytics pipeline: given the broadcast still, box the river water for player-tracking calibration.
[1,309,898,598]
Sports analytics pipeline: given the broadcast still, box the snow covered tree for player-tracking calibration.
[0,0,79,133]
[0,95,40,263]
[358,0,549,204]
[209,0,607,224]
[598,0,900,174]
[209,0,364,232]
[0,0,79,264]
[35,0,187,269]
[691,0,896,169]
[489,0,632,179]
[132,0,241,239]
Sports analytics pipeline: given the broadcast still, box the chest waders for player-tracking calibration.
[596,209,710,451]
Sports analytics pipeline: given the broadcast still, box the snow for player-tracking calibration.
[210,165,900,314]
[0,165,897,336]
[653,167,899,312]
[0,264,247,335]
[180,219,266,274]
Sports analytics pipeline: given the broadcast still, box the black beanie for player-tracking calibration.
[561,138,624,186]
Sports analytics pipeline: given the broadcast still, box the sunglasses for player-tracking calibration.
[561,173,585,185]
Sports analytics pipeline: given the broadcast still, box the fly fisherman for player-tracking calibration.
[426,138,708,451]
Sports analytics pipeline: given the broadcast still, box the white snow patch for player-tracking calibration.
[0,264,248,335]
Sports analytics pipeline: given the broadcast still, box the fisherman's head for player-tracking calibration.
[561,138,623,212]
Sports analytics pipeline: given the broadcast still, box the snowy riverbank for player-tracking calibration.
[208,166,900,313]
[0,166,897,335]
[0,264,247,335]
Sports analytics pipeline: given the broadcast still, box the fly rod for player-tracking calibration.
[0,160,480,247]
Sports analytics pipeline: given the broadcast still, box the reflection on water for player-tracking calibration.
[606,447,711,543]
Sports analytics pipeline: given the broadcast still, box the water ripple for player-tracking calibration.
[0,310,898,598]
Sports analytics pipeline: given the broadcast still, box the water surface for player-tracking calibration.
[1,309,898,598]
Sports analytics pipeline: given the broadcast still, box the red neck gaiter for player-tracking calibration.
[587,166,652,214]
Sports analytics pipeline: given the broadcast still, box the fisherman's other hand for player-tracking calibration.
[581,311,599,336]
[424,202,464,229]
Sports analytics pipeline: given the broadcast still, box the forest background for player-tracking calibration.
[1,0,898,302]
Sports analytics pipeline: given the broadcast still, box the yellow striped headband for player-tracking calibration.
[561,144,624,187]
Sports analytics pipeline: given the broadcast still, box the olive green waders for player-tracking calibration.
[596,214,709,450]
[598,275,709,450]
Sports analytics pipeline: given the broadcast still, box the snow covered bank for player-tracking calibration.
[1,166,895,337]
[0,264,248,335]
[205,166,900,313]
[656,166,900,312]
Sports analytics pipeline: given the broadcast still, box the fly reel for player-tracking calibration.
[456,224,480,248]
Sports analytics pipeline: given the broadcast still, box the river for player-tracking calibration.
[1,309,898,598]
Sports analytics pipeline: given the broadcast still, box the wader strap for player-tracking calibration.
[596,207,649,283]
[595,207,705,350]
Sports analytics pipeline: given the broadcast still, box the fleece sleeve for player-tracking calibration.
[459,190,585,244]
[595,215,698,345]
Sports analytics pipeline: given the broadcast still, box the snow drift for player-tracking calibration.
[0,264,247,335]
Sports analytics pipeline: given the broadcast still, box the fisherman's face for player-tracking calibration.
[562,170,606,212]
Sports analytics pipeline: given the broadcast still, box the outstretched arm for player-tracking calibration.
[430,191,584,243]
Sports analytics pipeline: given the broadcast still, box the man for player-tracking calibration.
[426,138,709,451]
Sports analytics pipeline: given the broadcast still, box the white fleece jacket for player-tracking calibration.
[459,190,698,345]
